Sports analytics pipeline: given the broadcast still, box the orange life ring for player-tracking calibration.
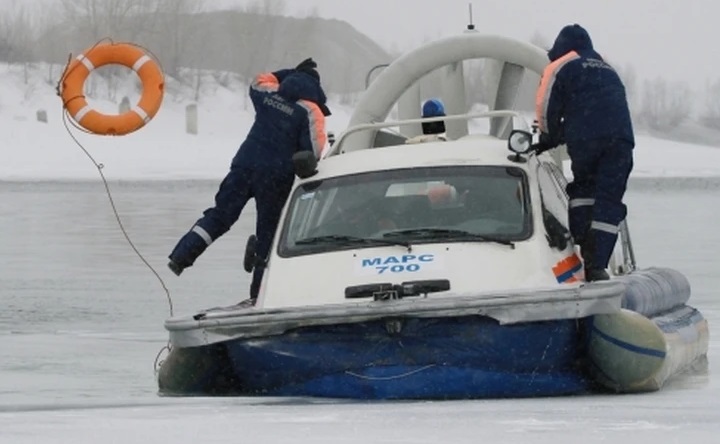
[60,43,164,136]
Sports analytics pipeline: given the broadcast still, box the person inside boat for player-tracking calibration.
[534,24,634,282]
[458,178,524,233]
[167,58,331,303]
[406,98,448,144]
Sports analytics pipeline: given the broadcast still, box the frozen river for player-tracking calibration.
[0,178,718,443]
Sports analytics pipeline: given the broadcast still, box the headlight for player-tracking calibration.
[508,130,532,154]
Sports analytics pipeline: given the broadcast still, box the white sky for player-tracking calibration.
[1,0,715,86]
[212,0,716,87]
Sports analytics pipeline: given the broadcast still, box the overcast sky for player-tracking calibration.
[214,0,716,87]
[3,0,716,87]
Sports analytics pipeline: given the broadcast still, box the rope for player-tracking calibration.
[60,110,175,373]
[57,38,175,373]
[344,364,436,381]
[60,102,175,318]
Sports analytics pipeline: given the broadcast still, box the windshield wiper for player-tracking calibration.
[295,234,412,250]
[383,228,515,248]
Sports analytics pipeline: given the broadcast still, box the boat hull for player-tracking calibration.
[159,315,595,399]
[157,269,708,399]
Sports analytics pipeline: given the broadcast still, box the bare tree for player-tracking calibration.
[245,0,287,16]
[614,63,639,122]
[233,1,288,108]
[0,0,35,67]
[152,0,207,78]
[700,79,720,130]
[639,77,692,131]
[59,0,149,42]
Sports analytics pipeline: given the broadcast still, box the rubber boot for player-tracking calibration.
[581,233,609,282]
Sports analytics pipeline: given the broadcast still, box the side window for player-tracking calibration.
[286,189,325,240]
[537,163,570,249]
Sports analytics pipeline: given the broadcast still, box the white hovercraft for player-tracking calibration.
[158,33,708,399]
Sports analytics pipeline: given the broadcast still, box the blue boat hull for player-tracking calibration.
[158,268,709,398]
[158,316,596,399]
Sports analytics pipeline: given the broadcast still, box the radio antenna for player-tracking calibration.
[467,3,475,31]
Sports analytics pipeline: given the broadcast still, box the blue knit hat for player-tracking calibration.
[422,99,446,117]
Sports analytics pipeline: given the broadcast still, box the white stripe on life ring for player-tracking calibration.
[73,104,93,123]
[132,55,151,72]
[131,105,150,123]
[77,54,95,72]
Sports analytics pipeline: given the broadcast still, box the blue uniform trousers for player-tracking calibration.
[169,162,295,299]
[566,138,633,269]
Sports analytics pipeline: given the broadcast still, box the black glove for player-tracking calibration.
[295,58,317,72]
[532,132,557,154]
[531,142,553,154]
[295,57,320,82]
[293,151,318,179]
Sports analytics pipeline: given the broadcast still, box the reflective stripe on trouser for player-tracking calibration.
[169,162,294,294]
[567,198,595,245]
[169,166,254,267]
[588,221,621,270]
[566,138,633,268]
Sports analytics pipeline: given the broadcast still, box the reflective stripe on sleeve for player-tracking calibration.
[535,51,580,132]
[192,225,214,246]
[251,73,280,93]
[298,100,327,158]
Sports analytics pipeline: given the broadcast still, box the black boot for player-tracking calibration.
[167,259,186,276]
[580,233,609,282]
[236,298,257,308]
[585,267,610,282]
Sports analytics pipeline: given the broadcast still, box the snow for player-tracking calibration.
[2,62,720,181]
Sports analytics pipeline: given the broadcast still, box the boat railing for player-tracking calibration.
[326,110,531,158]
[617,219,638,273]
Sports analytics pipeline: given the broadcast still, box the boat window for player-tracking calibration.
[279,166,532,257]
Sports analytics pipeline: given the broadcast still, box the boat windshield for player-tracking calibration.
[278,166,532,257]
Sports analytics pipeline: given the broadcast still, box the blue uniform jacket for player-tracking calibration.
[536,24,634,147]
[233,68,329,172]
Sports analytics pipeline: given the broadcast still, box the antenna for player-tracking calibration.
[467,3,475,31]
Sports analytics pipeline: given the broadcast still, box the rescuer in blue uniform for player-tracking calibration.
[168,58,330,303]
[534,24,634,282]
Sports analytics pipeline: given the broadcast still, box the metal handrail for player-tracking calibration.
[618,219,637,273]
[365,63,390,89]
[326,110,532,157]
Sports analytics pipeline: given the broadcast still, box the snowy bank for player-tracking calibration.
[2,63,720,181]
